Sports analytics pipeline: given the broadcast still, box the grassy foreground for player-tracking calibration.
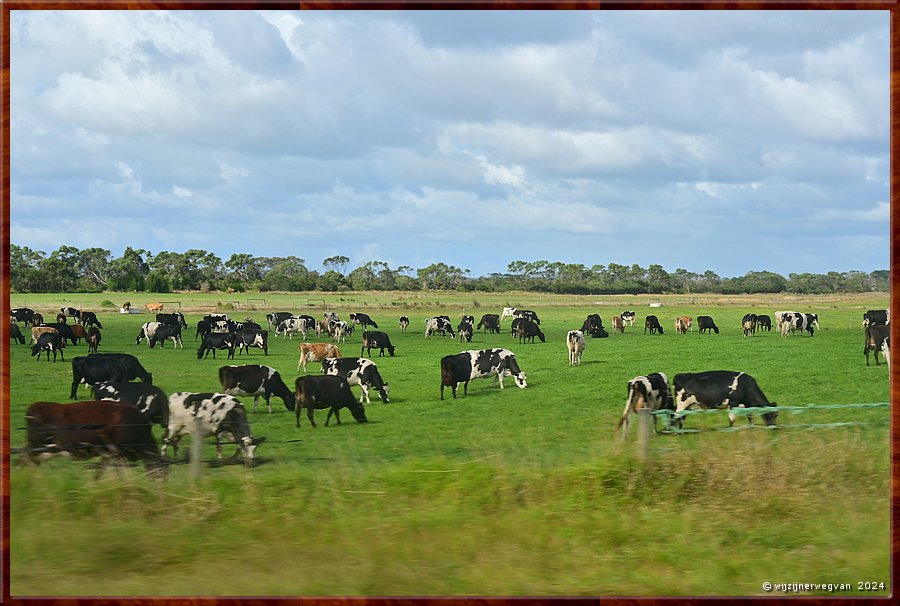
[7,291,891,596]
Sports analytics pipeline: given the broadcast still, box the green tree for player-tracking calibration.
[107,247,150,292]
[417,263,470,290]
[322,255,350,275]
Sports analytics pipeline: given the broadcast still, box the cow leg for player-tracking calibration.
[307,406,317,428]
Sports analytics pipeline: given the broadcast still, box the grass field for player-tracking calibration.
[7,291,891,597]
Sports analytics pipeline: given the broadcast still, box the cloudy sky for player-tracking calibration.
[10,10,889,277]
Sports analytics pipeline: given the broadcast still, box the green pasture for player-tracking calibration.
[7,292,891,596]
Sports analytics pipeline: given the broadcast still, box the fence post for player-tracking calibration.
[190,417,203,482]
[637,409,651,462]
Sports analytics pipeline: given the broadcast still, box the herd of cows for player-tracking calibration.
[7,303,891,475]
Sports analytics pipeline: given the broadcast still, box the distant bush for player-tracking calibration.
[99,300,116,308]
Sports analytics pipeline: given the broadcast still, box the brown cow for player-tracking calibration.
[297,342,343,372]
[611,315,625,334]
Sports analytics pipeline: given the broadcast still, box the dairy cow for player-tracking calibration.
[361,331,395,357]
[399,316,410,334]
[697,316,719,334]
[164,392,262,465]
[621,311,636,326]
[617,372,673,436]
[136,321,163,345]
[297,343,343,372]
[863,309,889,328]
[672,370,779,428]
[218,365,295,413]
[425,317,455,339]
[350,312,378,330]
[515,319,545,343]
[92,381,170,433]
[440,348,527,399]
[644,315,664,335]
[70,353,153,399]
[566,330,585,365]
[231,329,269,358]
[149,324,183,349]
[197,333,236,359]
[10,322,25,345]
[477,314,501,334]
[741,314,757,337]
[293,375,368,428]
[864,324,890,366]
[321,357,390,404]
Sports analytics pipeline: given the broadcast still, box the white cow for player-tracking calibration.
[163,392,260,465]
[566,330,586,366]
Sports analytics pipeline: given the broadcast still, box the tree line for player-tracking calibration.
[9,244,889,295]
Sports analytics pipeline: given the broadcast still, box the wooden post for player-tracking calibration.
[190,417,203,482]
[637,408,651,462]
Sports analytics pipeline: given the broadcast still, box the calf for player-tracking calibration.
[697,315,719,334]
[611,315,625,334]
[399,316,410,334]
[864,324,890,366]
[136,321,163,345]
[31,331,64,362]
[10,322,26,345]
[219,365,294,413]
[644,315,664,335]
[362,331,396,357]
[617,372,673,436]
[741,314,757,337]
[321,357,390,404]
[86,327,102,354]
[32,312,44,326]
[350,312,379,330]
[70,353,153,399]
[293,375,368,428]
[92,381,169,433]
[674,317,688,335]
[566,330,585,365]
[440,348,527,399]
[232,329,269,358]
[164,392,262,465]
[515,319,545,343]
[197,332,236,360]
[23,400,164,472]
[477,314,501,334]
[330,320,352,343]
[149,324,183,349]
[673,370,779,428]
[297,342,343,372]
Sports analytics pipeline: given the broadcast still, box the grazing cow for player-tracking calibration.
[477,314,501,334]
[673,371,779,428]
[31,331,64,362]
[80,311,102,329]
[566,330,585,365]
[439,348,528,400]
[361,331,396,357]
[70,353,153,399]
[10,322,26,345]
[621,311,636,326]
[219,365,294,413]
[350,312,379,330]
[778,312,816,338]
[321,357,390,404]
[515,319,545,344]
[863,309,889,328]
[500,307,517,322]
[60,307,81,321]
[611,316,625,334]
[92,381,169,432]
[399,316,410,334]
[293,375,368,428]
[514,309,540,325]
[756,315,772,332]
[149,324,183,349]
[644,315,664,335]
[864,324,890,366]
[266,312,294,331]
[697,316,719,334]
[510,317,526,337]
[232,329,269,358]
[156,312,187,329]
[197,333,236,360]
[23,400,165,472]
[164,393,262,465]
[674,317,688,335]
[137,322,163,345]
[276,317,310,340]
[86,327,101,354]
[617,372,673,436]
[297,342,343,372]
[10,307,35,326]
[458,320,474,343]
[741,314,758,337]
[425,317,455,339]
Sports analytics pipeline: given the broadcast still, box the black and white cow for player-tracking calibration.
[425,316,455,339]
[10,322,25,345]
[566,330,585,365]
[330,320,352,343]
[617,372,673,435]
[321,357,390,404]
[361,331,396,357]
[460,315,475,326]
[864,324,890,366]
[136,321,163,346]
[232,329,269,358]
[863,309,889,328]
[697,316,719,334]
[60,307,81,321]
[164,392,262,465]
[10,307,35,326]
[276,317,310,340]
[778,311,816,337]
[399,316,410,334]
[70,353,153,399]
[644,315,664,335]
[439,348,527,400]
[31,331,65,362]
[266,312,295,331]
[197,333,236,359]
[515,319,545,343]
[458,320,474,343]
[500,307,518,322]
[43,322,79,346]
[293,375,368,428]
[156,312,187,329]
[477,314,501,334]
[741,314,757,337]
[514,309,540,325]
[621,311,636,326]
[80,311,102,329]
[218,365,294,413]
[92,381,170,433]
[756,315,772,332]
[350,313,378,330]
[672,370,779,428]
[149,324,183,349]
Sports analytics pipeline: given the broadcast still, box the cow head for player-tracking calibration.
[348,402,368,424]
[762,406,779,427]
[514,372,528,389]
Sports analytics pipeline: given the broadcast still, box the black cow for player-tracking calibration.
[514,309,540,325]
[644,315,664,335]
[756,315,772,332]
[10,307,35,326]
[231,329,269,358]
[361,331,396,357]
[156,312,187,329]
[697,316,719,334]
[440,348,527,400]
[149,324,183,349]
[399,316,410,334]
[92,381,170,432]
[86,327,102,354]
[43,322,79,346]
[31,331,64,362]
[741,314,757,337]
[581,314,604,334]
[219,365,294,413]
[863,309,889,328]
[673,370,779,428]
[197,333,236,360]
[617,372,674,435]
[293,375,368,428]
[350,312,379,330]
[864,324,890,366]
[460,315,475,326]
[70,353,153,399]
[477,314,501,334]
[23,400,165,473]
[321,357,390,404]
[10,322,25,345]
[515,319,545,343]
[80,311,102,329]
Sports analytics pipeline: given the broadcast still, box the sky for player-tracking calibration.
[9,10,890,278]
